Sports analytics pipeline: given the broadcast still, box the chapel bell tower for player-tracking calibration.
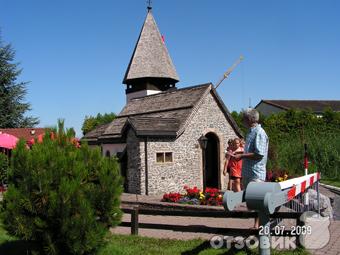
[122,7,179,102]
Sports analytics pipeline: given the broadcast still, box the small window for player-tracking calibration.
[156,152,173,163]
[156,153,164,163]
[165,152,173,162]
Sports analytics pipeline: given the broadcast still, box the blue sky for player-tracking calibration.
[1,0,339,136]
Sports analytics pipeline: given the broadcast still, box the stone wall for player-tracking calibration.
[126,129,144,194]
[141,90,239,195]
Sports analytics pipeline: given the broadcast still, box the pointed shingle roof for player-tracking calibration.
[123,10,179,84]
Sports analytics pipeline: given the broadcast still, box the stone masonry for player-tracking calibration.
[126,89,239,195]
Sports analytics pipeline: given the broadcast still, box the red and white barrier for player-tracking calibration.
[278,172,320,201]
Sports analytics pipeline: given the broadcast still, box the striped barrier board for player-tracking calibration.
[282,172,321,201]
[223,172,321,255]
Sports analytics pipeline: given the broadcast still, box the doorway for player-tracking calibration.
[203,132,220,190]
[118,149,128,192]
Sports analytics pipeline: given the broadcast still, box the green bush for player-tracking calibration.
[263,109,340,178]
[1,121,123,254]
[232,109,340,179]
[0,153,8,185]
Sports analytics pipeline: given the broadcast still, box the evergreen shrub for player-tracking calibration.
[2,121,123,254]
[0,153,8,185]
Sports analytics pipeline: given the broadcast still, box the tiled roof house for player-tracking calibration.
[0,128,46,143]
[255,100,340,117]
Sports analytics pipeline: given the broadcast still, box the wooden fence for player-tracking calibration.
[120,206,303,240]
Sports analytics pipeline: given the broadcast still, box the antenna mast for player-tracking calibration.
[215,55,244,89]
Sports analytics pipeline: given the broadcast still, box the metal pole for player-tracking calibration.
[203,151,206,191]
[258,212,271,255]
[316,180,320,215]
[304,143,309,211]
[215,55,244,89]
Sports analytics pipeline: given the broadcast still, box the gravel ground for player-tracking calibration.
[112,213,256,240]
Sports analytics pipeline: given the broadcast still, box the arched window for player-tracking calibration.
[105,151,111,158]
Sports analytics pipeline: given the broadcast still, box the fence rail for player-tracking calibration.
[120,206,302,238]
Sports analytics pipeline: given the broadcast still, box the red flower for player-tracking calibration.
[162,186,223,206]
[162,192,183,203]
[184,185,201,199]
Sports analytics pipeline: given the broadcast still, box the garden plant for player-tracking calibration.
[1,120,123,255]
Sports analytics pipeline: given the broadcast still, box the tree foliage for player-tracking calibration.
[0,35,39,128]
[231,111,247,135]
[2,120,123,254]
[232,109,340,179]
[0,153,8,185]
[82,113,116,135]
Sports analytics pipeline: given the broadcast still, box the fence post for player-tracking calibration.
[131,207,139,235]
[316,180,320,215]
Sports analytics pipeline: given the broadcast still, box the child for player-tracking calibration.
[227,138,243,192]
[223,139,233,190]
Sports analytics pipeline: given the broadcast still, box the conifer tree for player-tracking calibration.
[2,120,123,255]
[0,35,39,127]
[0,153,8,185]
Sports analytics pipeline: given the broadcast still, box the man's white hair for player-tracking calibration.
[243,108,259,123]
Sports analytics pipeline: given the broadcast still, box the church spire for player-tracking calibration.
[123,9,179,97]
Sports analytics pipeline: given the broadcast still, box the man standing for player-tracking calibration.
[230,108,269,228]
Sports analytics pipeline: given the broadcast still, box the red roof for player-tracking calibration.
[0,128,47,142]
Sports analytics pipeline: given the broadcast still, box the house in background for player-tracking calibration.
[0,128,47,156]
[82,8,242,195]
[255,100,340,117]
[0,128,47,145]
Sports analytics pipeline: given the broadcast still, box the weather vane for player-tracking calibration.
[147,0,152,10]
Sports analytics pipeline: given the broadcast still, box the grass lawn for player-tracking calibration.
[0,221,14,243]
[98,234,310,255]
[321,178,340,188]
[0,192,312,255]
[0,222,310,255]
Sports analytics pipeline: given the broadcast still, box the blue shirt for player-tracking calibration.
[242,124,269,181]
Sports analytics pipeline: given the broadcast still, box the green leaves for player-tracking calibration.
[232,109,340,179]
[2,120,123,254]
[0,153,8,184]
[82,113,116,135]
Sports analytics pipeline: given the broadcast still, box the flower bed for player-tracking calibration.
[266,169,293,182]
[161,186,223,206]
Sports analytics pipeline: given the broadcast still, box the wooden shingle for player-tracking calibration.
[82,83,243,143]
[123,10,179,84]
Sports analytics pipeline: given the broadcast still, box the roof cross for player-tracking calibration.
[147,0,152,11]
